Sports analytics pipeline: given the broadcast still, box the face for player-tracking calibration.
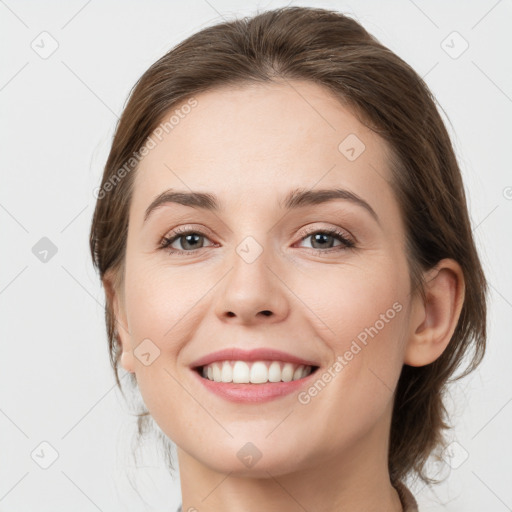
[113,80,415,477]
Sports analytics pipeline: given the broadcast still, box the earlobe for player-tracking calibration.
[120,348,136,374]
[102,270,135,374]
[404,259,465,367]
[115,326,135,374]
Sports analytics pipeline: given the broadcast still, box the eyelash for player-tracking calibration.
[160,225,355,257]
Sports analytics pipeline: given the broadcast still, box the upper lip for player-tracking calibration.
[189,348,320,368]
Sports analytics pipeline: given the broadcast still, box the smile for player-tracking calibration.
[198,360,316,384]
[189,347,320,402]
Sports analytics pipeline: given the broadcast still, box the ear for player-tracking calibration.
[404,258,465,367]
[102,269,135,373]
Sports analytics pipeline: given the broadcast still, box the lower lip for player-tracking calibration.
[191,368,318,403]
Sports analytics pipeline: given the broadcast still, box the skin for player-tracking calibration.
[104,80,465,512]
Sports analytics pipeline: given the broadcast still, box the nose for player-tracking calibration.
[214,244,290,325]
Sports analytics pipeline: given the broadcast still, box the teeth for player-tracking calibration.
[200,360,314,384]
[250,361,268,384]
[233,361,250,383]
[212,364,222,382]
[268,361,281,382]
[221,361,232,383]
[293,365,304,381]
[281,363,294,382]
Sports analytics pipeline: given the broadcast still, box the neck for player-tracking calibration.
[176,410,403,512]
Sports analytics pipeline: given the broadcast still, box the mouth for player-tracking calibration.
[193,359,320,384]
[189,347,321,402]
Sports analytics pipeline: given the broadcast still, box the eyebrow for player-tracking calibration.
[143,187,379,224]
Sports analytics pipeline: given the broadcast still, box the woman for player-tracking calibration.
[89,6,487,511]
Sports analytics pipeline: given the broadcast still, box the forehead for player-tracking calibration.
[131,80,398,223]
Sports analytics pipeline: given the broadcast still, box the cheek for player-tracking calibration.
[124,260,204,339]
[121,263,205,426]
[291,259,409,407]
[293,259,407,344]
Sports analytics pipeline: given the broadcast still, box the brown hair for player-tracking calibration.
[89,6,487,485]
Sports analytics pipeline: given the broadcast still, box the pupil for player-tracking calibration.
[183,234,201,249]
[313,233,332,248]
[181,234,201,249]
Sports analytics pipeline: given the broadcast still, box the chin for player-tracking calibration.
[185,436,313,478]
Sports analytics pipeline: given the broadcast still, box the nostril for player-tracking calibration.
[260,310,272,316]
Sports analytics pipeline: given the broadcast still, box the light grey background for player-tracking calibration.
[1,1,511,510]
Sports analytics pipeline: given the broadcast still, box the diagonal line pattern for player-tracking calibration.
[0,265,28,296]
[471,0,503,30]
[471,395,512,440]
[61,373,129,439]
[61,61,120,119]
[422,61,439,80]
[368,366,393,392]
[60,204,88,233]
[368,162,388,183]
[408,0,439,29]
[471,471,511,510]
[0,471,29,502]
[202,0,228,22]
[0,0,29,28]
[0,62,29,92]
[61,267,131,336]
[61,0,92,29]
[489,282,512,309]
[61,265,104,308]
[201,471,233,502]
[0,408,29,438]
[0,202,29,232]
[265,409,294,438]
[472,204,499,232]
[61,471,104,511]
[472,61,512,104]
[265,471,311,511]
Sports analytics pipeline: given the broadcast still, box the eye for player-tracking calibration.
[160,227,215,255]
[159,225,355,256]
[296,227,355,253]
